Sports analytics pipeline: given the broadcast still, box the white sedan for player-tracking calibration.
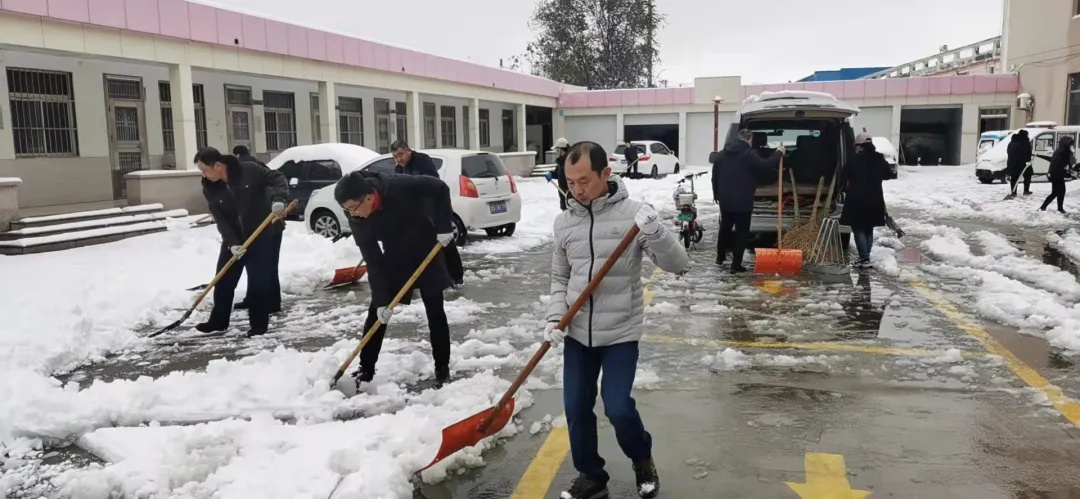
[303,149,523,246]
[607,140,682,178]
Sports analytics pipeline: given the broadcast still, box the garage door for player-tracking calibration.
[625,113,678,126]
[851,106,894,138]
[685,112,735,166]
[564,115,618,150]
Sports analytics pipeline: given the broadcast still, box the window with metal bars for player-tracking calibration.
[395,102,407,144]
[264,91,297,152]
[424,102,436,148]
[311,93,321,143]
[7,68,79,157]
[464,106,470,149]
[479,109,490,147]
[160,82,208,153]
[339,96,363,146]
[440,106,456,148]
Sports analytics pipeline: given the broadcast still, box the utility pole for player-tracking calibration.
[646,0,654,88]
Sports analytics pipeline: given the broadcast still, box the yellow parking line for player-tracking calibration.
[510,426,570,499]
[911,280,1080,428]
[642,334,984,358]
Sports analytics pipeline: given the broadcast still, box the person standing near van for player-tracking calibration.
[839,133,891,268]
[1040,135,1073,214]
[230,145,284,314]
[623,139,640,176]
[1005,130,1033,198]
[547,137,571,210]
[711,129,784,273]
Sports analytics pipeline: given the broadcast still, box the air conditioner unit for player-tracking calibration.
[1017,93,1034,111]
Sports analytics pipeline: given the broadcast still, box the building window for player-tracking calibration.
[424,102,437,148]
[502,109,515,151]
[160,82,207,153]
[1076,0,1080,16]
[311,93,321,143]
[1069,73,1080,126]
[339,96,364,146]
[479,109,490,147]
[7,68,78,157]
[375,99,391,153]
[440,106,457,148]
[395,101,407,144]
[463,106,470,149]
[264,91,297,152]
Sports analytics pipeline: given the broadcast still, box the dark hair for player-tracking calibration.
[232,145,250,156]
[390,140,410,151]
[334,173,375,204]
[566,141,608,174]
[194,147,224,167]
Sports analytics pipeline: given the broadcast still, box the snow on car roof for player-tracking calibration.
[266,144,380,174]
[871,136,898,157]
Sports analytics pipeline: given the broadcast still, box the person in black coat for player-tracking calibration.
[390,140,465,286]
[839,133,891,268]
[1005,130,1033,198]
[711,129,784,273]
[230,145,284,314]
[623,139,640,176]
[195,147,288,337]
[335,170,456,387]
[547,137,571,210]
[1040,135,1073,213]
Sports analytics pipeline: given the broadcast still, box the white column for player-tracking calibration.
[469,98,480,152]
[408,91,423,149]
[678,111,687,162]
[252,89,267,155]
[516,103,527,152]
[890,104,903,150]
[169,64,199,170]
[318,81,338,143]
[615,112,625,146]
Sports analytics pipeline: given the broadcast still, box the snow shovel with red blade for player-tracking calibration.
[149,200,297,338]
[324,261,367,289]
[415,224,641,475]
[329,243,443,388]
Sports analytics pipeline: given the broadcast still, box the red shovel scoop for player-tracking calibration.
[325,261,367,289]
[416,223,642,475]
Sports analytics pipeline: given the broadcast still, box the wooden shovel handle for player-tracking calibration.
[479,224,642,432]
[776,156,784,250]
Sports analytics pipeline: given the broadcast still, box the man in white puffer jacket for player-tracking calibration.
[545,141,690,499]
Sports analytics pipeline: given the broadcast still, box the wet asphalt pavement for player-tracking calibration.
[38,205,1080,498]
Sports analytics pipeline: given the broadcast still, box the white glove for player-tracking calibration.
[271,201,286,216]
[543,322,567,345]
[436,233,454,247]
[634,204,660,236]
[229,245,246,259]
[377,306,394,324]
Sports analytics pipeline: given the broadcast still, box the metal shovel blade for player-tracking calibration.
[416,398,516,474]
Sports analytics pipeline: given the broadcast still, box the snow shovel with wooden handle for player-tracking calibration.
[150,200,297,338]
[324,260,367,289]
[329,242,443,388]
[415,223,641,475]
[754,157,803,274]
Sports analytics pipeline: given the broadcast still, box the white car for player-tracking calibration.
[870,136,900,180]
[607,140,681,177]
[265,143,381,221]
[303,149,522,246]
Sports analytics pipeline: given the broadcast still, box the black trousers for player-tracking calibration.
[559,193,567,211]
[1041,178,1067,211]
[358,286,451,375]
[208,237,273,329]
[1010,168,1033,194]
[444,242,464,283]
[717,210,752,267]
[269,222,283,311]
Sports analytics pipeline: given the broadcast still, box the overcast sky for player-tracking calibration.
[199,0,1004,86]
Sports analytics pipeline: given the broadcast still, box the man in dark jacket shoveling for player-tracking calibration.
[1040,135,1073,214]
[230,145,284,314]
[195,147,288,337]
[391,140,464,286]
[334,169,456,387]
[1006,129,1033,198]
[711,129,784,272]
[546,141,689,499]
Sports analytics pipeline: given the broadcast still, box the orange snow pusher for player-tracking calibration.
[416,224,642,475]
[754,157,803,274]
[324,261,367,289]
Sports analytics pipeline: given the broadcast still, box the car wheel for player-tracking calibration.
[310,209,341,239]
[674,164,680,175]
[979,178,994,184]
[452,214,468,246]
[651,165,659,179]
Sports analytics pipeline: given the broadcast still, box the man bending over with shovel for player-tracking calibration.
[334,169,456,388]
[546,141,690,499]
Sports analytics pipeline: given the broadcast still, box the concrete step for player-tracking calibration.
[0,209,190,241]
[531,163,556,177]
[9,203,165,231]
[0,212,201,255]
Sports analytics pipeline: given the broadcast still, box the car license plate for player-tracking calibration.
[489,201,507,214]
[619,159,627,164]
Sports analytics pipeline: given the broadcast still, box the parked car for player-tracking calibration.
[266,143,380,221]
[717,91,859,247]
[871,136,900,180]
[303,149,522,245]
[978,130,1013,157]
[975,125,1054,184]
[607,140,681,178]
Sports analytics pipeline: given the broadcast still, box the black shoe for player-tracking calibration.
[1024,191,1033,196]
[730,264,747,274]
[715,258,725,266]
[245,327,268,338]
[195,322,227,333]
[559,474,609,499]
[351,367,375,389]
[435,366,451,387]
[1060,209,1068,214]
[633,459,660,499]
[234,300,249,310]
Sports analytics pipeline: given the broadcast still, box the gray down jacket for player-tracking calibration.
[546,175,690,347]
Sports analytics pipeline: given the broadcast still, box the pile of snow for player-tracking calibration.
[701,348,840,371]
[921,232,1080,299]
[1048,229,1080,263]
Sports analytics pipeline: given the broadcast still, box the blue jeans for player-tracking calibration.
[564,337,652,484]
[852,226,875,262]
